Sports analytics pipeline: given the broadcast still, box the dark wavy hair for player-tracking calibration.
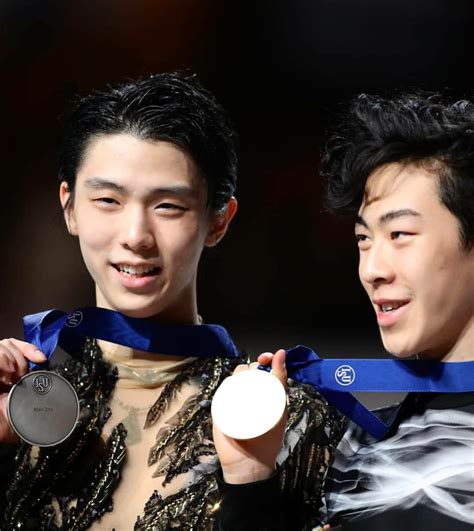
[323,93,474,249]
[59,72,238,211]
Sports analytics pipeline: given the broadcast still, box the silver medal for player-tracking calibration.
[7,371,80,447]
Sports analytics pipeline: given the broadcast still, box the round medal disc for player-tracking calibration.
[7,371,80,447]
[211,369,286,440]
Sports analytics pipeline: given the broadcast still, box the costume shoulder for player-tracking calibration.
[325,393,474,531]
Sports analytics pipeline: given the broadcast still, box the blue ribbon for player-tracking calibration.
[24,307,239,369]
[24,309,473,440]
[261,345,474,440]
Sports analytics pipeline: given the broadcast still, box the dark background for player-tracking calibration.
[1,0,473,404]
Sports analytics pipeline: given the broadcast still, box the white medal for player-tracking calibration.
[211,369,286,440]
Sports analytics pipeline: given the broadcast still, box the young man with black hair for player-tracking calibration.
[0,72,342,530]
[216,93,473,530]
[321,93,474,530]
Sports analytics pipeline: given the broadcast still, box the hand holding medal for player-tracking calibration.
[0,338,49,443]
[0,337,80,447]
[212,349,288,484]
[1,307,241,448]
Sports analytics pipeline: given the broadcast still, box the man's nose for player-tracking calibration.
[118,206,155,251]
[359,242,395,286]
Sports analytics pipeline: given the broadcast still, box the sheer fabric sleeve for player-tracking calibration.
[214,383,347,530]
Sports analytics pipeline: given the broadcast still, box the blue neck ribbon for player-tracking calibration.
[266,345,474,440]
[23,307,239,368]
[24,308,473,440]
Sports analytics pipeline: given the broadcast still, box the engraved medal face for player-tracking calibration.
[7,371,80,447]
[211,369,286,440]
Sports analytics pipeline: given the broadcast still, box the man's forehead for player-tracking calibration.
[355,163,445,230]
[358,162,441,213]
[361,163,410,207]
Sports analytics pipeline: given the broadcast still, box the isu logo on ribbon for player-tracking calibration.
[33,374,53,395]
[335,364,356,386]
[65,311,83,328]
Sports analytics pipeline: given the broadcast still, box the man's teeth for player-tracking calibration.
[117,264,157,276]
[381,302,405,312]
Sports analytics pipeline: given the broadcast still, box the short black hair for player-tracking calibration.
[59,72,238,211]
[323,93,474,249]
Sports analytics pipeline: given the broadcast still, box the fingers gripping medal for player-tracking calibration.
[7,313,81,447]
[211,369,286,440]
[7,371,79,446]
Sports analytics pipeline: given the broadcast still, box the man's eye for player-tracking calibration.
[94,197,118,205]
[391,231,409,240]
[355,233,371,250]
[156,203,187,211]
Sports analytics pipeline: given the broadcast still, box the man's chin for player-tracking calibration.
[387,350,418,360]
[113,305,164,320]
[97,297,166,320]
[380,334,418,359]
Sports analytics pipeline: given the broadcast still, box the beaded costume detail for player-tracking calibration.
[1,339,345,530]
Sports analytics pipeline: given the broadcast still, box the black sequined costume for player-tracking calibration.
[0,339,345,530]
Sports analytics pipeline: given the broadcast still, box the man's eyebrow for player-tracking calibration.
[355,209,421,230]
[150,185,200,198]
[83,178,199,198]
[379,208,421,224]
[84,177,127,193]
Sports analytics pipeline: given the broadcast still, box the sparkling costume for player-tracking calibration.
[0,338,344,530]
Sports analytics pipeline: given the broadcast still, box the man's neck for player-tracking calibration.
[94,287,202,359]
[438,318,474,362]
[97,339,191,362]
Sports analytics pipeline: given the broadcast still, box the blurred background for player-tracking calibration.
[1,0,473,406]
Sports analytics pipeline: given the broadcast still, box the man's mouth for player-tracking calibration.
[373,299,410,327]
[112,263,161,277]
[378,301,409,313]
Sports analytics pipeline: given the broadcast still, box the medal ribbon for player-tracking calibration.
[261,345,474,440]
[24,309,473,440]
[23,307,239,369]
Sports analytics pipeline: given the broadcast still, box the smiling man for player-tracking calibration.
[352,163,472,360]
[321,93,474,530]
[0,73,241,529]
[0,73,344,530]
[60,137,213,323]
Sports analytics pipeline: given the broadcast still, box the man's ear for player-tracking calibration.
[205,197,238,247]
[59,181,78,235]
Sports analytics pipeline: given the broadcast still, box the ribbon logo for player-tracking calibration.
[335,365,356,386]
[65,311,83,328]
